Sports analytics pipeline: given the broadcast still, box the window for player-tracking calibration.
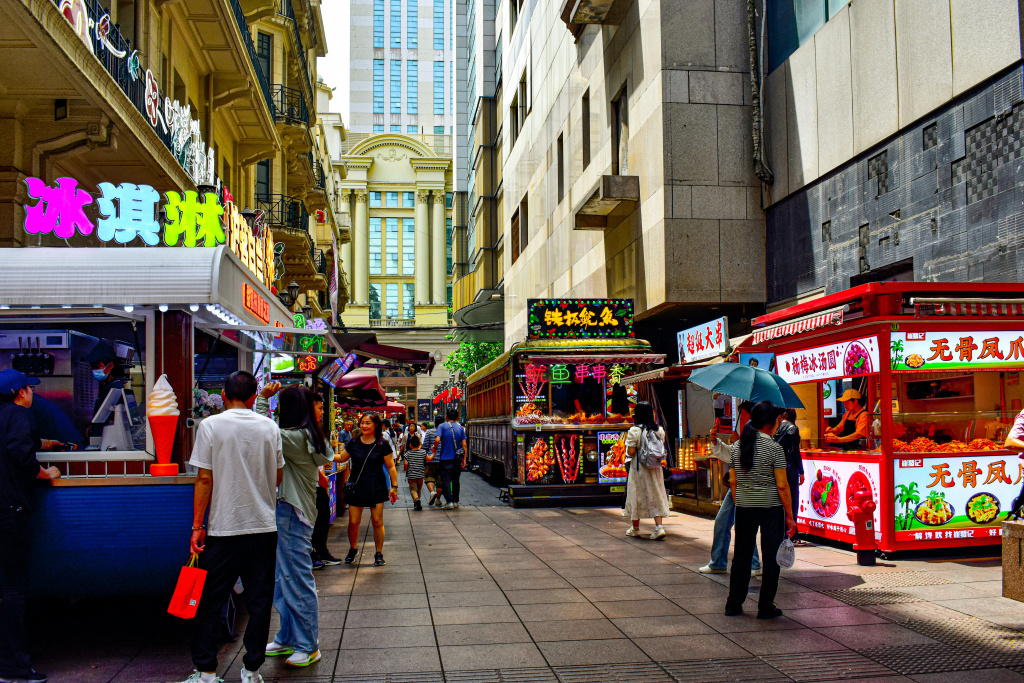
[433,61,444,114]
[446,192,453,208]
[390,0,401,47]
[403,283,415,319]
[391,61,401,113]
[222,158,232,191]
[386,218,398,274]
[386,192,399,207]
[369,218,382,274]
[510,70,527,145]
[612,86,628,175]
[403,191,415,207]
[386,283,399,318]
[402,218,415,274]
[581,90,591,170]
[446,217,452,272]
[447,283,452,305]
[407,61,418,114]
[407,125,418,133]
[373,124,384,132]
[406,0,417,47]
[391,125,402,132]
[373,0,384,48]
[369,283,381,319]
[434,125,445,134]
[255,160,270,199]
[373,59,384,113]
[433,0,444,49]
[370,192,382,207]
[556,134,564,202]
[767,0,848,73]
[256,32,272,83]
[510,208,520,264]
[509,0,519,34]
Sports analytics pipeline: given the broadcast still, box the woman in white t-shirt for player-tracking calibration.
[624,401,672,540]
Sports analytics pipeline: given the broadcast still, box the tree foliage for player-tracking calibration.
[443,342,503,376]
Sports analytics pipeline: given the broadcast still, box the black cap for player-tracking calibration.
[83,343,117,364]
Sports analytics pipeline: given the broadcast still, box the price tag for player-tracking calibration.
[609,486,625,493]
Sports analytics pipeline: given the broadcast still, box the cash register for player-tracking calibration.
[89,387,140,451]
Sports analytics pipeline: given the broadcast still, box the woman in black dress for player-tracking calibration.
[336,413,399,566]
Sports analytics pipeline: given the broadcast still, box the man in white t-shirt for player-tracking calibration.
[180,371,283,683]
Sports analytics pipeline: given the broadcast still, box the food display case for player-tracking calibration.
[738,282,1024,554]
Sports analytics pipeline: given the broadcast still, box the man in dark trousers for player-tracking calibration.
[433,408,468,510]
[0,369,61,683]
[179,372,283,683]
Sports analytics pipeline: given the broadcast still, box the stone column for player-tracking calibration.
[341,239,352,294]
[414,189,430,304]
[431,192,446,305]
[353,190,369,305]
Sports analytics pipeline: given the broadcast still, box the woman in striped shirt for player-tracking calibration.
[725,401,797,619]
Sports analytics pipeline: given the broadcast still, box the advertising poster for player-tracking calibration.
[739,353,775,373]
[777,336,881,384]
[417,399,432,423]
[523,433,583,484]
[597,431,628,483]
[891,330,1024,372]
[328,472,338,523]
[822,379,838,418]
[892,453,1022,543]
[799,457,882,541]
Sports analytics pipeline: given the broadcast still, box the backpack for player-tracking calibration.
[637,426,666,469]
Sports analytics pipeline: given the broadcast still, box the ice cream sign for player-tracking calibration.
[775,336,880,383]
[891,330,1024,372]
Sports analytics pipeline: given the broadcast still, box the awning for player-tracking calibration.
[751,306,845,344]
[521,353,666,365]
[620,355,729,386]
[332,367,388,408]
[331,332,435,373]
[913,299,1024,317]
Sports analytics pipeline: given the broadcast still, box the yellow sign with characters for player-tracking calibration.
[224,199,274,287]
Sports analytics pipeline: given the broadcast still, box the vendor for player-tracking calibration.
[84,343,127,432]
[824,389,870,450]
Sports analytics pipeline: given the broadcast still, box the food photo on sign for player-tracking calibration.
[597,431,628,483]
[775,336,881,384]
[798,459,882,541]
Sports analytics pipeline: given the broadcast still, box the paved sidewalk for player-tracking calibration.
[30,472,1024,682]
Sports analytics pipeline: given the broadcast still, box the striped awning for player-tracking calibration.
[915,302,1024,317]
[752,308,844,345]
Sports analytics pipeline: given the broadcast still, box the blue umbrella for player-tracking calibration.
[687,363,805,409]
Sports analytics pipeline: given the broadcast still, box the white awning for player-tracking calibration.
[0,246,293,328]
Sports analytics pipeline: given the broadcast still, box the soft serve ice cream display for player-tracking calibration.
[148,375,180,475]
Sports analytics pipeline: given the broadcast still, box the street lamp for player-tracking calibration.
[302,304,313,319]
[278,280,301,308]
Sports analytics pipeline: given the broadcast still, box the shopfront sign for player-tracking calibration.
[776,336,881,384]
[893,453,1020,543]
[798,457,882,542]
[677,317,728,364]
[597,431,628,484]
[224,196,274,286]
[242,283,271,324]
[891,330,1024,372]
[527,299,634,339]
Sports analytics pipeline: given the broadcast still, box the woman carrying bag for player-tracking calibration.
[335,413,399,566]
[724,401,797,620]
[624,401,672,540]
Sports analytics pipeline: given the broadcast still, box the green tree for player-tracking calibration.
[894,482,921,530]
[443,342,503,376]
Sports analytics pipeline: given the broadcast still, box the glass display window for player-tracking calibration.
[513,359,637,426]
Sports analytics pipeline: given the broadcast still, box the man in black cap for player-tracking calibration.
[0,369,61,683]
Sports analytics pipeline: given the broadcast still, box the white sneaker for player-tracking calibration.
[751,567,763,578]
[285,650,322,668]
[240,668,264,683]
[698,563,726,574]
[453,502,460,508]
[626,526,641,537]
[442,502,455,510]
[650,526,667,540]
[265,641,293,657]
[179,672,223,683]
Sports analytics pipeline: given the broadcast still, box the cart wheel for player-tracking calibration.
[876,550,889,561]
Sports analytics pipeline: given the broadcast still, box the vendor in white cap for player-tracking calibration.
[824,389,870,449]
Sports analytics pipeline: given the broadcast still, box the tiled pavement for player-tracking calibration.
[31,472,1024,682]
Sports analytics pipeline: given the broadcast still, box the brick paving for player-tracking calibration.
[30,471,1024,682]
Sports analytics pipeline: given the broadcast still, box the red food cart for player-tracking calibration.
[737,282,1024,555]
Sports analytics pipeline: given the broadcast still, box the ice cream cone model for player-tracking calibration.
[148,375,180,476]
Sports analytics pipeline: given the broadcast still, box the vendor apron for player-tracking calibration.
[838,409,866,451]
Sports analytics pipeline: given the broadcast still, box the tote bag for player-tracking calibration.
[167,553,207,619]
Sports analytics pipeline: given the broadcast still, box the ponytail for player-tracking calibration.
[737,401,779,471]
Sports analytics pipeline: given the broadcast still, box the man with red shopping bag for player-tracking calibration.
[178,372,283,683]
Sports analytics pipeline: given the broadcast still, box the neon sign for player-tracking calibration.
[527,299,634,339]
[224,194,274,286]
[243,283,271,324]
[298,355,318,373]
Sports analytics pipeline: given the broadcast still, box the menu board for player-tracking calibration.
[597,431,628,483]
[522,433,583,484]
[527,299,634,339]
[892,453,1020,543]
[798,457,882,542]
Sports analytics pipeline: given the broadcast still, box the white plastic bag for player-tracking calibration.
[776,537,796,569]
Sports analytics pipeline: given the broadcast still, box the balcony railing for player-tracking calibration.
[255,194,308,234]
[271,84,308,125]
[229,0,276,120]
[278,0,314,95]
[369,318,416,328]
[312,247,327,275]
[307,153,326,189]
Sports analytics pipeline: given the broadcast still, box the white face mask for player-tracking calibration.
[93,368,110,381]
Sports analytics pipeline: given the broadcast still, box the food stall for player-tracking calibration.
[737,282,1024,554]
[466,299,664,506]
[0,246,342,595]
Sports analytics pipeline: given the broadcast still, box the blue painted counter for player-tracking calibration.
[29,478,194,597]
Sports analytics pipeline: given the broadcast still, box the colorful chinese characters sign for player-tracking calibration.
[893,453,1020,543]
[242,283,271,324]
[798,457,881,542]
[891,330,1024,372]
[775,336,881,384]
[677,317,728,364]
[527,299,634,339]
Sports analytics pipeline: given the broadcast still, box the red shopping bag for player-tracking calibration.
[167,553,206,619]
